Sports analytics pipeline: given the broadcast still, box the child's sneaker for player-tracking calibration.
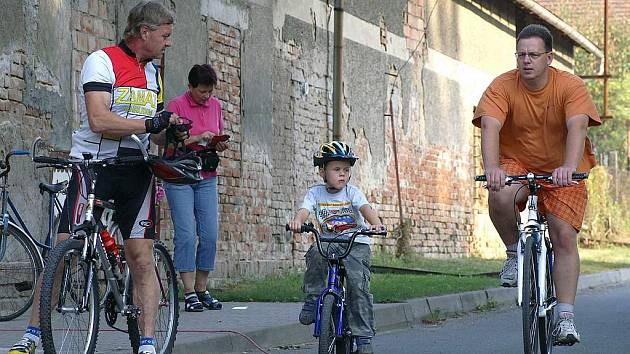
[184,292,204,312]
[353,336,374,354]
[298,297,317,325]
[196,290,223,310]
[8,338,36,354]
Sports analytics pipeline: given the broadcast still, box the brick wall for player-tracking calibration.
[371,0,476,258]
[0,50,52,146]
[71,0,116,126]
[4,0,487,284]
[537,0,630,22]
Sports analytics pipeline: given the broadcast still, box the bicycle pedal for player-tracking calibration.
[543,297,557,311]
[123,305,142,318]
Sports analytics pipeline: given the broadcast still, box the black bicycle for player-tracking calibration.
[36,136,179,354]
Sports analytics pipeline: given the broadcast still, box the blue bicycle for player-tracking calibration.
[289,223,386,354]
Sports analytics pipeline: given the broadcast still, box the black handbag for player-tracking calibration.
[198,149,220,172]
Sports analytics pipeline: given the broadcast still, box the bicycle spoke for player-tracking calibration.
[152,243,178,354]
[0,225,42,321]
[40,240,99,354]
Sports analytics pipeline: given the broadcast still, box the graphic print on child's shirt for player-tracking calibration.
[315,201,359,234]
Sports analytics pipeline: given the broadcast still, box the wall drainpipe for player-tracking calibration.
[385,79,405,229]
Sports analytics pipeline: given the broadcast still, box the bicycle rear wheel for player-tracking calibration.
[127,242,179,354]
[538,238,555,354]
[522,234,540,354]
[40,239,99,354]
[0,223,43,321]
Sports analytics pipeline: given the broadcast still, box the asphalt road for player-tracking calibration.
[268,283,630,354]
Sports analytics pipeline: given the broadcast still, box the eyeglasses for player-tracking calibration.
[515,51,550,60]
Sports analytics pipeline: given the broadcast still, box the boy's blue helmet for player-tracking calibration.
[313,141,358,167]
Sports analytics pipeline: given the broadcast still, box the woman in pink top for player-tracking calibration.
[164,64,228,312]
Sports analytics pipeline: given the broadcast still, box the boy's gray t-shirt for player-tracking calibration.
[300,184,371,244]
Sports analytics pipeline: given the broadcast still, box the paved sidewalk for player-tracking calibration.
[1,268,629,353]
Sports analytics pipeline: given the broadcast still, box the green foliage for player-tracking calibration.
[373,251,504,275]
[582,167,630,243]
[561,6,630,169]
[209,247,630,302]
[422,309,446,325]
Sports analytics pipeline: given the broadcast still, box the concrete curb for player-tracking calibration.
[172,268,630,354]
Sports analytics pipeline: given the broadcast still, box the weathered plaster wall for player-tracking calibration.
[0,0,593,279]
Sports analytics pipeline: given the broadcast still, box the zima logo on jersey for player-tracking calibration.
[113,87,158,117]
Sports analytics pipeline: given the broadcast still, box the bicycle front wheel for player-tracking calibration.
[40,239,99,354]
[0,223,43,321]
[522,234,540,354]
[318,294,339,354]
[538,238,555,354]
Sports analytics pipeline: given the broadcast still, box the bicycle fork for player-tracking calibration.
[314,264,345,338]
[516,195,554,317]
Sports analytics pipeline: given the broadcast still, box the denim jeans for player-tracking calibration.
[164,177,218,272]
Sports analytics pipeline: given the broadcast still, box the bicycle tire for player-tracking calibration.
[538,238,555,354]
[40,239,99,354]
[522,234,540,354]
[126,242,179,354]
[318,294,338,354]
[127,276,141,354]
[335,325,352,354]
[0,223,44,321]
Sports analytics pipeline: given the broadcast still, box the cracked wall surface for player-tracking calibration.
[0,0,588,280]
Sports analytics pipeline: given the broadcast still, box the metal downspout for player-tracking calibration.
[385,80,404,229]
[332,0,344,141]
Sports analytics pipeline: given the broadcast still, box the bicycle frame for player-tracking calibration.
[0,150,63,259]
[314,254,346,338]
[516,186,552,318]
[67,162,136,316]
[292,224,386,343]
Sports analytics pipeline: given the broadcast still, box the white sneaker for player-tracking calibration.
[553,312,581,346]
[499,251,518,287]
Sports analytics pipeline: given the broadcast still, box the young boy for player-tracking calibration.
[287,141,385,354]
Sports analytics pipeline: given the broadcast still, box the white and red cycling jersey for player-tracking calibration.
[70,42,164,159]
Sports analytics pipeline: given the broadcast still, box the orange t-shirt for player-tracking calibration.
[472,67,601,174]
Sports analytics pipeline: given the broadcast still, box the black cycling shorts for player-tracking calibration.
[58,162,156,240]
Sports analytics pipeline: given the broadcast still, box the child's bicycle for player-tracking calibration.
[287,223,386,354]
[475,172,588,354]
[34,135,179,354]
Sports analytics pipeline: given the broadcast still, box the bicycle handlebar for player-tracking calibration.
[475,172,588,184]
[32,134,149,170]
[0,150,32,178]
[286,223,387,260]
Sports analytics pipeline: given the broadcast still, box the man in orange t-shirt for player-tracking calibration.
[473,24,600,346]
